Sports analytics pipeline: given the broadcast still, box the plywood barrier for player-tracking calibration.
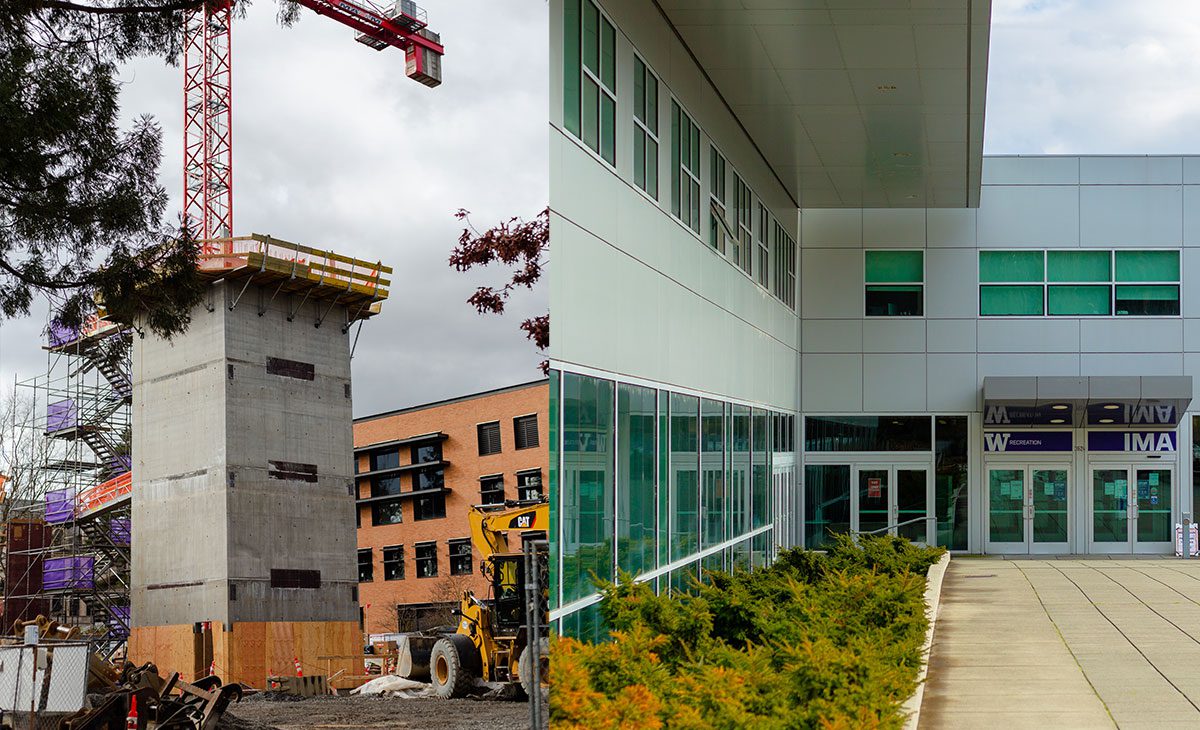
[131,622,359,690]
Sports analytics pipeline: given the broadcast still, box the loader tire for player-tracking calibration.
[517,637,549,701]
[431,637,474,699]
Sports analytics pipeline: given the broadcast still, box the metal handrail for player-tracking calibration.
[851,515,937,537]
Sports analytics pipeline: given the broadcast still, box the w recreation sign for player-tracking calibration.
[983,431,1072,452]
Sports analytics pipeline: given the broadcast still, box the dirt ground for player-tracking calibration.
[218,693,532,730]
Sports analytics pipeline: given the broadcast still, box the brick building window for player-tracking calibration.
[449,539,473,576]
[477,421,502,455]
[370,450,399,471]
[357,549,373,582]
[517,470,543,502]
[371,500,403,526]
[514,414,539,449]
[383,545,404,581]
[414,492,446,521]
[415,542,438,578]
[411,442,442,464]
[480,475,505,505]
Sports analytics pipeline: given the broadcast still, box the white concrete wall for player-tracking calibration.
[800,155,1200,413]
[550,0,800,411]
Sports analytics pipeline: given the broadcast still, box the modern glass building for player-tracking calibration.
[549,0,1198,636]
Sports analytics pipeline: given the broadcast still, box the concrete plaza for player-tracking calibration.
[919,558,1200,729]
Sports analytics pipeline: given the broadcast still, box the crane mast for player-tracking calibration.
[181,0,444,254]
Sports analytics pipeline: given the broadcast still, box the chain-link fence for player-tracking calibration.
[0,641,94,730]
[523,538,549,730]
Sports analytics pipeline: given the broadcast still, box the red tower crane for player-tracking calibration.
[182,0,444,254]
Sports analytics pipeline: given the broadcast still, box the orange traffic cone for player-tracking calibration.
[125,695,138,730]
[293,656,303,677]
[209,660,216,677]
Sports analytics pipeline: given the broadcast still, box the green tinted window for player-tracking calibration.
[980,251,1043,282]
[1047,251,1110,282]
[731,404,751,538]
[1115,285,1180,316]
[563,0,581,136]
[582,1,598,75]
[980,285,1043,316]
[865,250,923,283]
[600,16,615,89]
[1047,285,1111,315]
[1115,251,1179,282]
[670,393,699,561]
[700,399,725,547]
[561,373,614,604]
[617,384,656,577]
[751,409,769,529]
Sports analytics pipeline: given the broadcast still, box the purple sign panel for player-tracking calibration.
[46,399,77,434]
[983,431,1073,452]
[1086,403,1178,426]
[44,489,75,524]
[42,556,95,591]
[1087,431,1177,452]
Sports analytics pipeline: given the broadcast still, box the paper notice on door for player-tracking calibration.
[1116,479,1127,489]
[1105,482,1115,496]
[999,482,1009,497]
[1149,472,1160,486]
[1044,482,1055,496]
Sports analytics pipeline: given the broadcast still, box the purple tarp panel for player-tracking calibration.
[42,556,94,591]
[44,489,75,524]
[46,399,77,433]
[109,605,130,638]
[108,455,132,473]
[110,517,130,546]
[47,321,78,348]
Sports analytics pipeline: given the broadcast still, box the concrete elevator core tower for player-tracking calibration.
[127,235,389,685]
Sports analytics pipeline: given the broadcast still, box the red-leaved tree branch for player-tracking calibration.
[450,207,549,372]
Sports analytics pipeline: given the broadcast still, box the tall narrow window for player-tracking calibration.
[565,0,615,164]
[415,543,438,578]
[773,220,796,309]
[708,147,727,252]
[670,101,701,233]
[865,250,924,316]
[733,175,753,276]
[383,546,404,581]
[357,549,373,582]
[449,539,473,576]
[633,56,658,198]
[755,203,769,288]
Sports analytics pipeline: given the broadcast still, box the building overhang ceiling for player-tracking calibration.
[661,0,991,208]
[982,376,1193,428]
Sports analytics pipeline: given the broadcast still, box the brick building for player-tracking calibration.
[353,379,548,634]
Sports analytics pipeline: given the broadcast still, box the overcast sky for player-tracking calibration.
[0,0,548,418]
[4,1,1200,414]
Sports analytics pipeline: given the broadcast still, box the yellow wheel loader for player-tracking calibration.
[400,500,549,699]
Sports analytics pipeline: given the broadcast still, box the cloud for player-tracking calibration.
[0,1,548,416]
[986,0,1200,153]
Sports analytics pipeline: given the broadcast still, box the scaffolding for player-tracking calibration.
[2,316,132,659]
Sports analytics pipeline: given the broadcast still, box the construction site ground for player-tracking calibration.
[220,693,529,730]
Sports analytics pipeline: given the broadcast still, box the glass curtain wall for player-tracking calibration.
[935,416,969,550]
[553,370,787,637]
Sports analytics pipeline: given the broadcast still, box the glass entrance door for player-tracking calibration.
[1090,465,1173,553]
[853,465,932,544]
[986,465,1070,554]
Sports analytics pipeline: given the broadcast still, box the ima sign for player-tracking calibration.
[1087,431,1177,452]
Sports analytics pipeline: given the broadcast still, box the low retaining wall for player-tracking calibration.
[901,552,951,730]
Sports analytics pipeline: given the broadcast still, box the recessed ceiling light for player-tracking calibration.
[1099,418,1115,424]
[892,151,912,158]
[1050,418,1066,424]
[876,84,897,92]
[1051,404,1069,410]
[905,194,919,199]
[1103,404,1120,410]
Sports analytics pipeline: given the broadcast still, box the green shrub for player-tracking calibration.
[551,535,944,729]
